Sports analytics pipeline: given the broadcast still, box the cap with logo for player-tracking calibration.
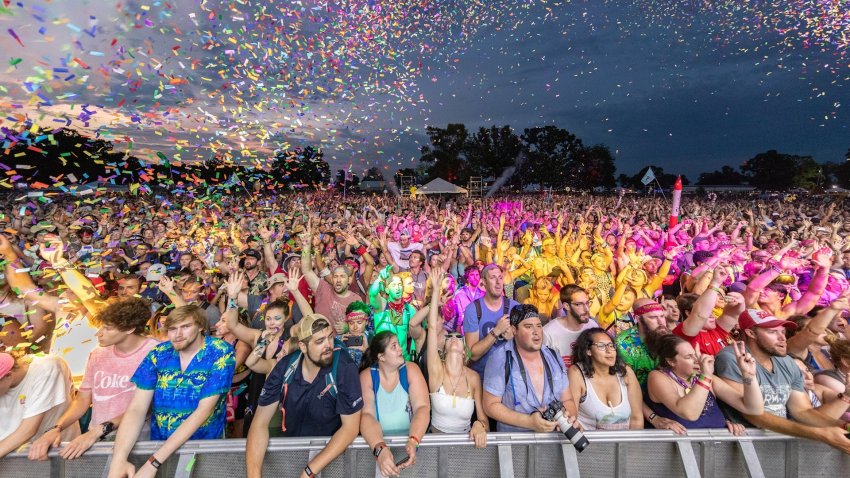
[738,309,797,331]
[146,263,167,282]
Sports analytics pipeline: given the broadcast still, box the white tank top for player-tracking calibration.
[577,369,632,431]
[430,386,475,433]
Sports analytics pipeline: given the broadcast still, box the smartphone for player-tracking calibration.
[344,335,363,347]
[395,456,410,467]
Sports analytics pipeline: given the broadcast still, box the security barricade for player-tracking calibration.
[3,429,849,478]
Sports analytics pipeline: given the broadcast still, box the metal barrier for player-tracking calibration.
[2,429,849,478]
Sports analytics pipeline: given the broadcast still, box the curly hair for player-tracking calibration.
[570,328,627,378]
[825,335,850,369]
[89,297,151,335]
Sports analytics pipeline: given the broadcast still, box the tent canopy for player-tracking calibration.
[413,177,467,195]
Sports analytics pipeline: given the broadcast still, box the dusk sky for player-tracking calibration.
[1,1,847,181]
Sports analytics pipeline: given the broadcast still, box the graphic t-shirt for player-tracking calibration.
[0,355,80,442]
[715,344,804,419]
[672,323,733,356]
[312,280,361,330]
[80,338,159,426]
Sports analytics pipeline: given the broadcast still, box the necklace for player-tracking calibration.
[443,366,464,408]
[665,370,695,394]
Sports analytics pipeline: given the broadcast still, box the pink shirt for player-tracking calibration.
[312,280,362,330]
[79,338,158,426]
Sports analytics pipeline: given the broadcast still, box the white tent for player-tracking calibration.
[413,177,468,195]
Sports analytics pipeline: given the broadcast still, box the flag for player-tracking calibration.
[345,163,353,182]
[640,167,656,186]
[223,172,241,188]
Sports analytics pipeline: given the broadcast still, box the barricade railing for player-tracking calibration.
[3,429,848,478]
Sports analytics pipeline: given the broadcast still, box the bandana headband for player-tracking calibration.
[633,303,665,317]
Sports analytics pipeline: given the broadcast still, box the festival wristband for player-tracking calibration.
[148,456,162,469]
[696,381,711,391]
[304,465,315,477]
[227,298,238,310]
[408,435,421,448]
[709,286,724,295]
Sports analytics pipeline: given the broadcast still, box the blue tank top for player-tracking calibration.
[646,394,726,429]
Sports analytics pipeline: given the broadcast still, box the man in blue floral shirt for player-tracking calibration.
[108,305,235,478]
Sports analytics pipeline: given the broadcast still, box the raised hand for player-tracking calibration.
[39,233,67,264]
[158,276,177,296]
[733,341,756,380]
[226,270,245,298]
[257,223,273,241]
[286,266,303,291]
[695,344,715,377]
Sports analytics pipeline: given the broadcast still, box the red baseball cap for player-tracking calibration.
[738,309,797,331]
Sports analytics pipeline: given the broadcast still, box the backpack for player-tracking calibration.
[370,363,411,422]
[503,344,562,404]
[473,297,510,330]
[278,336,345,432]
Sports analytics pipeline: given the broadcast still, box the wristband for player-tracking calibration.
[304,465,315,477]
[45,424,62,435]
[697,374,712,384]
[648,412,657,423]
[148,455,162,469]
[408,435,421,448]
[696,380,711,391]
[227,298,238,310]
[373,442,387,459]
[708,286,725,295]
[489,329,499,339]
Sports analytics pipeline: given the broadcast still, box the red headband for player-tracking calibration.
[633,303,665,316]
[345,311,368,322]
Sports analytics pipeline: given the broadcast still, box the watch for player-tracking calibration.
[99,421,115,441]
[372,442,387,459]
[148,455,162,469]
[304,465,315,477]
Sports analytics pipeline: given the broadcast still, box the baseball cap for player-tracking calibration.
[240,248,262,260]
[738,309,797,331]
[266,273,287,291]
[146,263,167,282]
[297,313,331,341]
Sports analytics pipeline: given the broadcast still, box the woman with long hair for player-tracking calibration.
[646,335,763,435]
[425,270,488,447]
[359,331,431,478]
[568,328,643,430]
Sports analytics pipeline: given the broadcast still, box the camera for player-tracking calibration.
[540,400,589,452]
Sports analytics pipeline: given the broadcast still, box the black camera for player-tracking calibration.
[541,400,589,452]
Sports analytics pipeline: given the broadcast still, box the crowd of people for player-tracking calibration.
[1,189,850,477]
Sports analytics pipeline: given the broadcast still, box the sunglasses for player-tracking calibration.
[445,332,463,340]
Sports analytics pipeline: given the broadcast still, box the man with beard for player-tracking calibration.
[246,314,363,478]
[240,248,268,296]
[482,304,579,432]
[107,305,235,478]
[615,298,670,386]
[674,267,745,356]
[544,285,600,369]
[715,309,850,454]
[301,231,361,332]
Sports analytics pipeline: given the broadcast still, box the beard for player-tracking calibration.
[308,347,334,368]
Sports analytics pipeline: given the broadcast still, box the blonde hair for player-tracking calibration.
[163,305,208,334]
